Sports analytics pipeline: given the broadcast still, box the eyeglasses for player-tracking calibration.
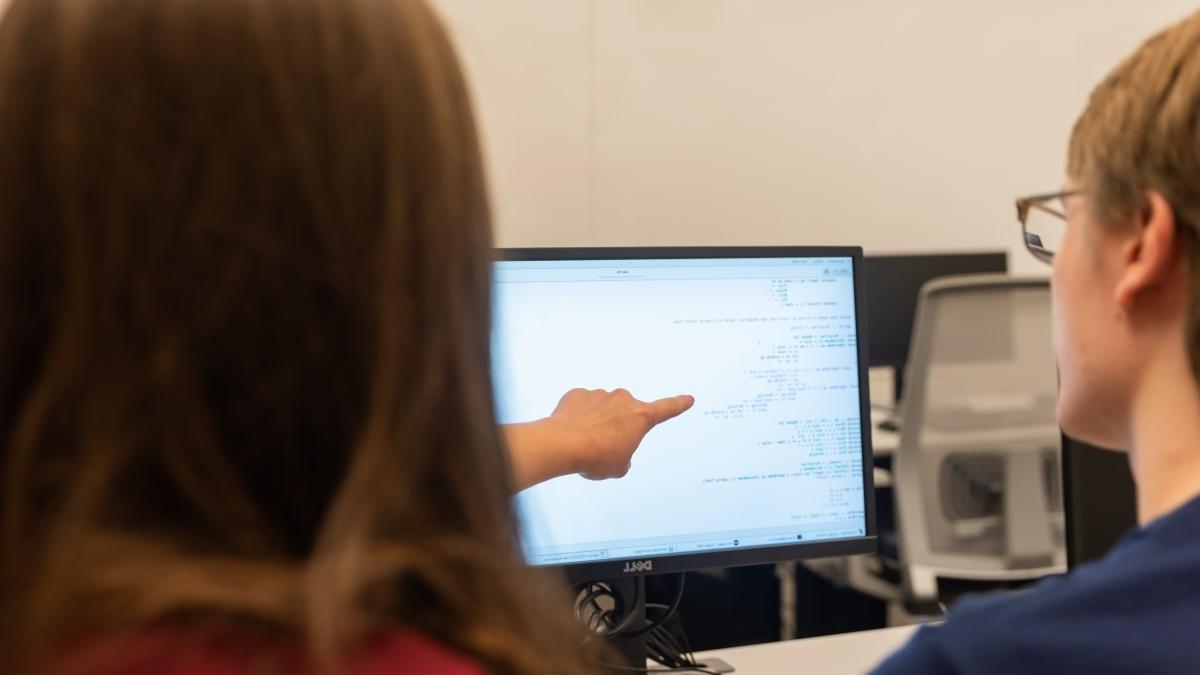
[1015,190,1082,264]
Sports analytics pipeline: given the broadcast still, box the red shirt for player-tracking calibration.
[51,630,484,675]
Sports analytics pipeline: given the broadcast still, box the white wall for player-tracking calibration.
[433,1,1197,273]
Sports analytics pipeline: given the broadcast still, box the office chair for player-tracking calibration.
[890,274,1065,613]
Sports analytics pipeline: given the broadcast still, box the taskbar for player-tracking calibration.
[525,521,866,567]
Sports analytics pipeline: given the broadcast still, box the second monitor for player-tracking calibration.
[863,251,1008,403]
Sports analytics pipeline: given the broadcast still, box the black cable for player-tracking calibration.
[678,619,695,659]
[650,625,692,667]
[625,573,686,638]
[578,586,610,618]
[647,625,689,668]
[661,627,696,668]
[587,594,610,631]
[663,626,692,663]
[580,587,607,605]
[636,575,695,670]
[644,635,672,665]
[646,629,676,664]
[588,607,607,633]
[645,640,679,668]
[601,579,644,637]
[575,574,711,674]
[671,611,699,670]
[576,580,645,639]
[577,574,686,640]
[578,586,610,642]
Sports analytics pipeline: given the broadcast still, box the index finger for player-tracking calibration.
[643,394,696,427]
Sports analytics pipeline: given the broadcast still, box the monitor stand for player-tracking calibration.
[602,576,648,673]
[596,576,736,674]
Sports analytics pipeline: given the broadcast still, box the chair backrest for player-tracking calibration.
[893,274,1065,606]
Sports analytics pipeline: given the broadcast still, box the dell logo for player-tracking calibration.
[623,560,653,573]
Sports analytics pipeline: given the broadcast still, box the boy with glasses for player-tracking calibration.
[874,10,1200,674]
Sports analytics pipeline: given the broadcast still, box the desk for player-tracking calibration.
[686,625,919,675]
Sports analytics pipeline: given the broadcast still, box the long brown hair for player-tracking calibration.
[0,0,591,672]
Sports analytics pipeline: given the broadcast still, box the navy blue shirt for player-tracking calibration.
[871,493,1200,674]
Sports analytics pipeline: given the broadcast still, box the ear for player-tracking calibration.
[1114,190,1181,311]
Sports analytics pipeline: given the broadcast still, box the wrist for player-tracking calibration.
[532,415,582,477]
[505,417,580,491]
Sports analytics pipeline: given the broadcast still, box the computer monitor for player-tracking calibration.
[1062,435,1136,568]
[863,251,1008,401]
[492,247,877,584]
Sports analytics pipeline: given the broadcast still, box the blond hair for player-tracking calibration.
[1068,10,1200,380]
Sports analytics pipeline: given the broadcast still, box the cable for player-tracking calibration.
[677,615,697,663]
[624,573,686,638]
[653,627,696,669]
[599,579,643,637]
[575,574,712,673]
[646,632,677,664]
[576,580,645,640]
[576,574,686,640]
[649,625,692,667]
[644,635,672,666]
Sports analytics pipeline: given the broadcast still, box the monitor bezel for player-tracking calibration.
[496,246,877,582]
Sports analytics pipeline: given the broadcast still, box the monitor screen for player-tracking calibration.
[493,247,876,581]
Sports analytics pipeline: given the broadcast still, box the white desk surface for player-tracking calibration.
[687,625,919,675]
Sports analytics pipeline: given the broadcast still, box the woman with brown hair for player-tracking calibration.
[0,0,691,673]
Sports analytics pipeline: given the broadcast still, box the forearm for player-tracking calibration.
[503,419,577,493]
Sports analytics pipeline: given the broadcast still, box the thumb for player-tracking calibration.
[643,394,696,426]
